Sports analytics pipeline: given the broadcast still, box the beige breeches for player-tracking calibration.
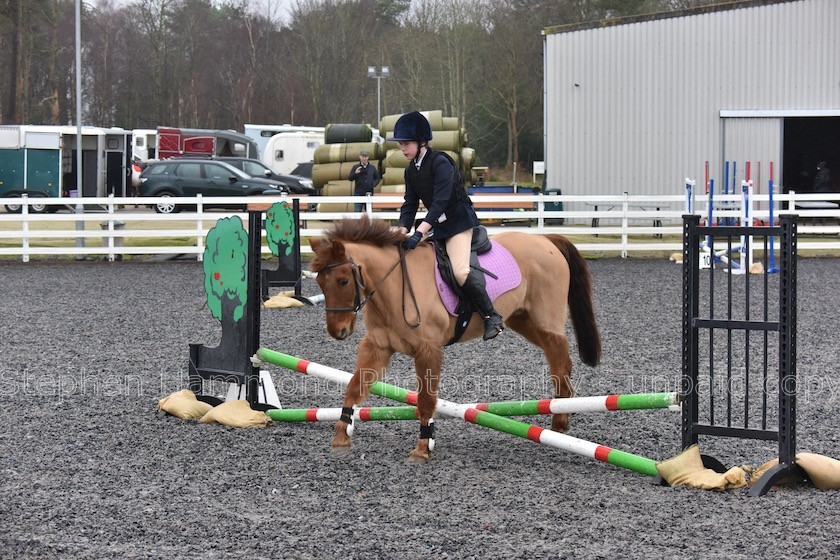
[444,228,473,286]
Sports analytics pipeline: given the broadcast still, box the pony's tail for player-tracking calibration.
[544,234,602,366]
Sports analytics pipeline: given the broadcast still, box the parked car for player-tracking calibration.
[131,158,151,191]
[212,157,317,195]
[290,162,313,179]
[138,159,286,213]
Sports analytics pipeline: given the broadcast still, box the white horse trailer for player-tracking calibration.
[261,130,323,176]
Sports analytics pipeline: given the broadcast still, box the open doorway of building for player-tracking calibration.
[782,116,840,193]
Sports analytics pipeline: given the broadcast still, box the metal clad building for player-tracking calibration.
[544,0,840,209]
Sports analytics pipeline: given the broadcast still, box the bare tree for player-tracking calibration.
[287,0,392,124]
[137,0,172,124]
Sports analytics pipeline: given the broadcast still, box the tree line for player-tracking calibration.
[1,0,718,169]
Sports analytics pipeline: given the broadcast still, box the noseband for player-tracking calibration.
[319,246,421,328]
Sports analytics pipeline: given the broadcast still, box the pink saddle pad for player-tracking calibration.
[435,241,522,316]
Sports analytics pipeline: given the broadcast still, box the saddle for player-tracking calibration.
[433,226,520,345]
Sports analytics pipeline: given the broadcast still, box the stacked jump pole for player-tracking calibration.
[256,349,661,477]
[267,392,680,422]
[682,213,802,496]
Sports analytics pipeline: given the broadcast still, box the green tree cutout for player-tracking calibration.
[265,201,296,257]
[203,216,249,322]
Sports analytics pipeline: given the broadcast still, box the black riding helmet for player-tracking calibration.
[387,111,433,143]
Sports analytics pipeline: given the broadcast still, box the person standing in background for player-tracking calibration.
[349,150,381,212]
[812,161,831,193]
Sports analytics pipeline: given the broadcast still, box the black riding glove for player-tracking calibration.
[403,231,423,250]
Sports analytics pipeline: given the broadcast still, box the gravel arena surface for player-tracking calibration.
[1,256,838,559]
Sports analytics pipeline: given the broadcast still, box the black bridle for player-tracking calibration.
[321,257,369,313]
[321,245,421,328]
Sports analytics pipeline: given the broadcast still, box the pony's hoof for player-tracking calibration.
[551,413,570,433]
[330,445,353,458]
[331,433,352,449]
[407,448,431,464]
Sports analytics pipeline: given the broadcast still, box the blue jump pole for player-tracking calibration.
[707,179,714,248]
[767,165,779,274]
[723,161,729,226]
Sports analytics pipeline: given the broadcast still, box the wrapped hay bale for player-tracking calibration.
[322,180,353,196]
[428,130,463,152]
[377,184,405,194]
[379,110,442,134]
[382,138,399,152]
[460,147,475,171]
[325,123,372,144]
[442,116,459,130]
[312,161,356,189]
[382,167,406,186]
[318,202,354,213]
[386,148,459,168]
[420,110,444,131]
[314,142,381,164]
[385,148,409,169]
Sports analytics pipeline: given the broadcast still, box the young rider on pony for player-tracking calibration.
[390,111,504,341]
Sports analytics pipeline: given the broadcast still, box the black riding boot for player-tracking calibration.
[461,270,504,341]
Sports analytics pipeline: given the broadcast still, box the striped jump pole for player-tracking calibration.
[255,348,660,477]
[468,392,679,415]
[267,392,679,423]
[268,406,418,422]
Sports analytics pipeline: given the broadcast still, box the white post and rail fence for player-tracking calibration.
[0,191,838,262]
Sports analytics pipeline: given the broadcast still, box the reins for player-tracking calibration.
[322,245,421,328]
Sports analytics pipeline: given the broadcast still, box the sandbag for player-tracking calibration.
[264,293,304,308]
[325,123,372,144]
[751,453,840,490]
[314,142,381,164]
[157,389,213,420]
[796,453,840,490]
[322,180,353,196]
[200,400,271,428]
[656,444,746,491]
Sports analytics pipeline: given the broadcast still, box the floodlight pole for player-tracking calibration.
[367,66,390,126]
[75,0,84,260]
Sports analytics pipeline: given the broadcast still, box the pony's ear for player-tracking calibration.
[309,237,328,253]
[329,239,346,260]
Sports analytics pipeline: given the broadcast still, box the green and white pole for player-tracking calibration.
[255,349,660,477]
